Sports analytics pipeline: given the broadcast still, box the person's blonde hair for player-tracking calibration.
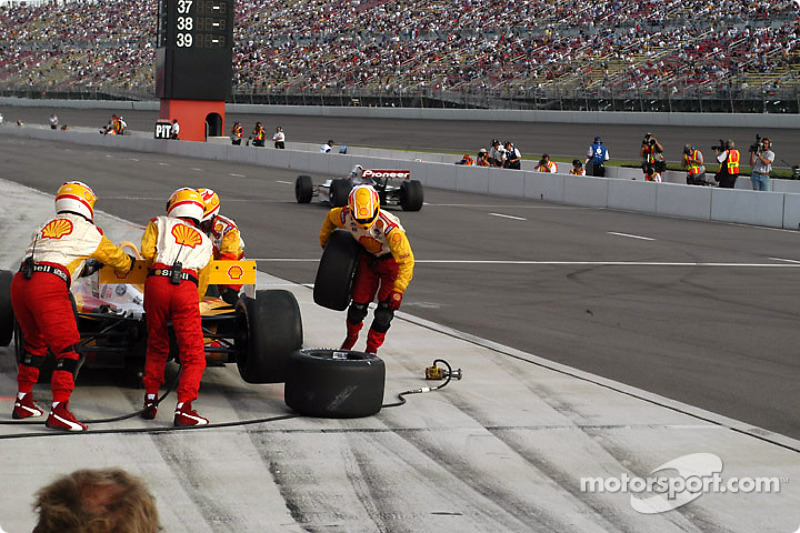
[33,468,160,533]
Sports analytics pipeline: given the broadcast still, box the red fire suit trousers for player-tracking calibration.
[142,275,206,403]
[11,270,80,402]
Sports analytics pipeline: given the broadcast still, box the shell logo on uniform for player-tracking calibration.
[41,219,74,239]
[358,236,383,254]
[171,224,202,248]
[227,265,244,280]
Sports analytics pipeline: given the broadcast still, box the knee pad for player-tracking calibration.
[21,352,46,369]
[371,301,394,333]
[347,302,369,325]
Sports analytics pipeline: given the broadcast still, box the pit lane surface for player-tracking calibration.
[1,132,799,532]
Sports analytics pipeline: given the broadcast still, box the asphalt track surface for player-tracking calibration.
[0,117,798,444]
[4,105,800,166]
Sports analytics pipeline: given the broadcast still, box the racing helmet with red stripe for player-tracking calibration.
[348,185,380,230]
[55,181,97,221]
[167,187,205,223]
[197,188,220,222]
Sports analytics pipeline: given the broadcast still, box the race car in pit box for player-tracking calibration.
[295,165,424,211]
[0,243,303,386]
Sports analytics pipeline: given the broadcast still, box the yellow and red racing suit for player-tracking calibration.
[140,216,213,404]
[11,213,132,402]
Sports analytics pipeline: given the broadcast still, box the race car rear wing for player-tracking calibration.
[100,259,257,286]
[361,169,411,180]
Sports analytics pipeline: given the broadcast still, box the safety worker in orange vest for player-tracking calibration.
[682,145,707,185]
[140,188,214,426]
[535,154,558,173]
[230,122,243,145]
[319,185,414,355]
[197,188,245,305]
[569,159,586,176]
[713,139,740,189]
[11,181,134,431]
[250,122,265,147]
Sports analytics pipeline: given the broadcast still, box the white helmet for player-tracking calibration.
[55,181,97,221]
[166,188,205,222]
[197,188,220,222]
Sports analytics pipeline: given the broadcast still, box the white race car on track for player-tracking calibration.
[295,165,424,211]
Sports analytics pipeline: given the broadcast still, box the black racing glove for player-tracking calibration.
[80,258,104,277]
[126,254,137,272]
[221,287,240,305]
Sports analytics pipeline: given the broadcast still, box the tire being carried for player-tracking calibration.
[235,290,303,384]
[0,270,13,346]
[314,229,361,311]
[285,349,385,418]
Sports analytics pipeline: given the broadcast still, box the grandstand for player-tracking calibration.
[0,0,798,112]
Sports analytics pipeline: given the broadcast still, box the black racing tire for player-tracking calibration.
[295,175,313,203]
[400,180,424,211]
[285,349,385,418]
[330,179,352,207]
[314,230,361,311]
[235,289,303,384]
[0,270,13,346]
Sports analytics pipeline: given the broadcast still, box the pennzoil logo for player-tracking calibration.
[228,265,244,280]
[171,224,202,248]
[41,219,74,239]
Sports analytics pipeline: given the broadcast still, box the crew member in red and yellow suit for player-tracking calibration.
[140,188,214,426]
[320,185,414,354]
[11,181,133,431]
[197,188,245,305]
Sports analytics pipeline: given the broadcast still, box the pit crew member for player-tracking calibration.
[11,181,133,431]
[319,185,414,354]
[197,188,246,304]
[140,188,214,426]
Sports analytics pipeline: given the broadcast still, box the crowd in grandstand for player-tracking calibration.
[0,0,797,99]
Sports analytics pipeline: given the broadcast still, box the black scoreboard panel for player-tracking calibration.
[156,0,234,101]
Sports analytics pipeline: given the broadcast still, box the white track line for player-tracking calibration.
[489,212,527,221]
[608,231,655,241]
[253,258,800,267]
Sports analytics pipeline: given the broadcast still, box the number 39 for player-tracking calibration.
[176,33,193,47]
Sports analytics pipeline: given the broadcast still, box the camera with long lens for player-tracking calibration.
[711,139,727,152]
[749,134,764,153]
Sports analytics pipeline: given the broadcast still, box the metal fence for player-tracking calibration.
[2,85,798,114]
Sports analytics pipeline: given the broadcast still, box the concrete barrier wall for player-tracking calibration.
[4,124,800,231]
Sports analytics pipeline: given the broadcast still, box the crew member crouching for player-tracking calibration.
[197,188,245,304]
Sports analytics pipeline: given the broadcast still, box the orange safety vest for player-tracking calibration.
[684,150,702,175]
[254,126,265,141]
[726,150,740,174]
[569,168,585,176]
[232,124,243,139]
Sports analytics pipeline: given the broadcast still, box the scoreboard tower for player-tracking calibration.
[156,0,234,141]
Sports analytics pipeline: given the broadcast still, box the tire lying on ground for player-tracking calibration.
[330,179,352,207]
[235,290,303,384]
[285,349,385,418]
[0,270,13,346]
[295,175,313,203]
[400,180,424,211]
[314,229,361,311]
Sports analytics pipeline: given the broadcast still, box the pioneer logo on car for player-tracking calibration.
[362,170,410,180]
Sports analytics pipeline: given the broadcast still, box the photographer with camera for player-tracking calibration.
[535,153,558,173]
[639,132,665,179]
[682,144,707,185]
[748,136,774,191]
[713,139,741,189]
